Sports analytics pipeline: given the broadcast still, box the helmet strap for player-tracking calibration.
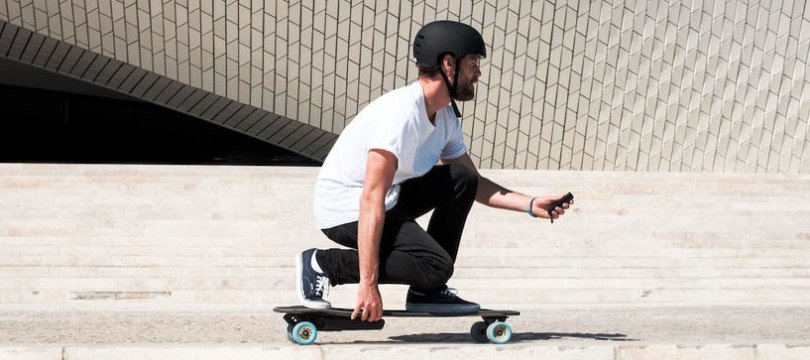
[449,99,461,118]
[439,57,463,118]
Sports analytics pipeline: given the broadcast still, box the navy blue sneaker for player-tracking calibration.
[405,285,480,314]
[296,248,331,309]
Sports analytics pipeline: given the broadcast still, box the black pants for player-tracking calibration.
[316,164,478,292]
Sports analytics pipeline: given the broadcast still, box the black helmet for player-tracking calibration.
[413,21,487,67]
[413,21,486,117]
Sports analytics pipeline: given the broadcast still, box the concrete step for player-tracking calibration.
[4,289,810,313]
[3,265,810,279]
[3,255,810,271]
[2,275,809,291]
[3,344,809,360]
[3,242,810,257]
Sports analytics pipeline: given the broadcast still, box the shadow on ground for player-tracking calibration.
[388,332,638,343]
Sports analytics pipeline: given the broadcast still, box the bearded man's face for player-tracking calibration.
[453,55,481,101]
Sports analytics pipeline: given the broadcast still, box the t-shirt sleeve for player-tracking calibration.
[440,118,467,159]
[367,115,415,162]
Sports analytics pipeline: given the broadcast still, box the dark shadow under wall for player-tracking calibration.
[0,84,319,166]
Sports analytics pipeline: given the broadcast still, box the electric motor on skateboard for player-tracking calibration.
[274,306,519,345]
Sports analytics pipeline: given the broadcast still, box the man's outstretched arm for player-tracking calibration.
[442,153,572,221]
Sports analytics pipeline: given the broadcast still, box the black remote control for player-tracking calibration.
[548,192,574,223]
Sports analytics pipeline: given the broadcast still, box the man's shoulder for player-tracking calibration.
[357,84,421,121]
[369,82,421,108]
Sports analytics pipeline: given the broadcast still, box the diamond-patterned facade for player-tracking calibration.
[2,0,809,172]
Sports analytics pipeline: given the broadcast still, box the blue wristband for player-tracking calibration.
[527,197,538,218]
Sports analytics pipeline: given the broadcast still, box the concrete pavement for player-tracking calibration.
[1,306,809,359]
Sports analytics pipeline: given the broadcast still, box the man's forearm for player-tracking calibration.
[442,154,530,212]
[475,175,530,212]
[476,174,573,222]
[357,197,384,285]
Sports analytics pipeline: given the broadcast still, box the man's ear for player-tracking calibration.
[441,54,456,77]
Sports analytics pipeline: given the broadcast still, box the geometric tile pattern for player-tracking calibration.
[2,0,809,172]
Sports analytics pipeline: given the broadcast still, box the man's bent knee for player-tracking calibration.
[450,164,478,195]
[414,258,454,289]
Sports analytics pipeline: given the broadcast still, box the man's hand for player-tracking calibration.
[352,281,383,322]
[531,193,574,222]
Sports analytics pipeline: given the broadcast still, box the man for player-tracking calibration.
[297,21,573,322]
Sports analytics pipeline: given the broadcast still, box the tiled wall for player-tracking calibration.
[2,1,809,172]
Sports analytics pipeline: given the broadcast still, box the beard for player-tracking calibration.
[453,74,477,101]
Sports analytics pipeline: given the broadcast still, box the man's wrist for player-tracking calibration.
[359,278,378,286]
[526,197,539,218]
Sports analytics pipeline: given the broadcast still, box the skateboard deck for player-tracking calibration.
[274,305,520,345]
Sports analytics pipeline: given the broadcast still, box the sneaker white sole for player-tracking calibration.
[296,251,331,310]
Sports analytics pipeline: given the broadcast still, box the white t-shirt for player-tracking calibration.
[313,81,467,229]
